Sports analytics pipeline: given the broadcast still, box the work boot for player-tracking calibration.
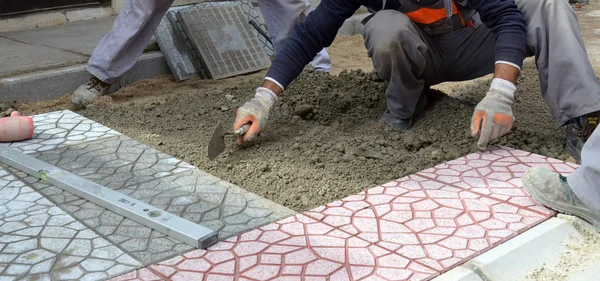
[565,112,599,163]
[380,93,427,131]
[71,76,111,108]
[523,166,600,231]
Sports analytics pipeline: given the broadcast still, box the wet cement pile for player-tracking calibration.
[80,62,571,212]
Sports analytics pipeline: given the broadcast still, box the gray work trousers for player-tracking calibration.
[361,0,600,127]
[257,0,331,71]
[570,127,600,212]
[87,0,331,84]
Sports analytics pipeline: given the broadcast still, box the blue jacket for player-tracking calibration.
[266,0,527,89]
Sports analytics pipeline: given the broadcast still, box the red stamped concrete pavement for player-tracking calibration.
[110,148,563,281]
[418,147,577,215]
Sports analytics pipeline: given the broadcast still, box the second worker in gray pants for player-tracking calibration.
[233,0,600,163]
[70,0,331,108]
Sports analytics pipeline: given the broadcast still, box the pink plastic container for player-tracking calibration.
[0,111,34,142]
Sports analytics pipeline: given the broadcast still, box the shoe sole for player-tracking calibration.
[523,177,600,231]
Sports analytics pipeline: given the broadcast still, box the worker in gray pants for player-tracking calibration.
[362,0,600,160]
[232,0,600,163]
[256,0,331,71]
[524,126,600,231]
[71,0,330,108]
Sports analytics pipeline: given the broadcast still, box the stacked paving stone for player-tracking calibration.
[155,1,272,81]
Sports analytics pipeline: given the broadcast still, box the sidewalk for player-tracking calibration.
[0,5,370,104]
[0,16,165,103]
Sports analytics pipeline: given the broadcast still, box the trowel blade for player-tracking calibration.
[207,121,226,160]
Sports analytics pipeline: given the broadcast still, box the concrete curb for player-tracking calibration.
[0,52,169,103]
[0,12,365,103]
[432,217,593,281]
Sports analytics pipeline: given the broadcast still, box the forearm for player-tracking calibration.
[262,79,284,96]
[493,63,520,84]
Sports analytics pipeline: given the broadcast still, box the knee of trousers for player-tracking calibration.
[363,10,416,62]
[521,0,573,18]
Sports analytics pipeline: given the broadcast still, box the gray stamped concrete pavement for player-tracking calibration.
[0,167,142,281]
[0,110,295,279]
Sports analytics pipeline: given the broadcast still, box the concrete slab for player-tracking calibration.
[155,2,237,82]
[149,214,439,281]
[1,110,296,266]
[0,166,143,280]
[1,17,116,56]
[156,6,198,82]
[176,4,271,79]
[0,37,87,78]
[110,268,163,281]
[113,147,564,280]
[167,10,210,80]
[417,146,577,215]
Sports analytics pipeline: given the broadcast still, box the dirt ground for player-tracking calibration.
[16,35,586,212]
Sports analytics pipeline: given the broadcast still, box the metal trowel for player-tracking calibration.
[207,121,250,160]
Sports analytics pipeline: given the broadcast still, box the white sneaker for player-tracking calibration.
[71,77,110,107]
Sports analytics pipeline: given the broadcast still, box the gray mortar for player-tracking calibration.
[49,61,581,212]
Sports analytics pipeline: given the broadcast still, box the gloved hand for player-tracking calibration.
[470,78,516,150]
[233,87,278,144]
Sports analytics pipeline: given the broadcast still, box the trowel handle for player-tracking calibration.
[234,124,250,136]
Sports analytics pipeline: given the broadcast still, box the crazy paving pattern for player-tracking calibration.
[1,110,295,266]
[0,166,142,281]
[0,110,119,153]
[417,147,577,215]
[114,148,564,280]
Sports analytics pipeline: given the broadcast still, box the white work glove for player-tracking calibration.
[233,87,278,144]
[470,78,516,150]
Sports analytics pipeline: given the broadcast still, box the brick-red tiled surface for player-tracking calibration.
[110,148,562,281]
[304,174,548,272]
[149,214,437,281]
[418,147,577,215]
[110,268,163,281]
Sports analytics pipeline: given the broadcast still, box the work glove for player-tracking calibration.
[233,87,278,144]
[470,78,516,150]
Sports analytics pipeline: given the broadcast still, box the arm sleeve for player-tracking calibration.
[265,0,361,89]
[467,0,527,69]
